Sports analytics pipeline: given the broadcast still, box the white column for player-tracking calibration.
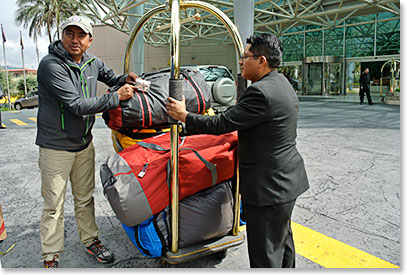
[129,5,145,75]
[233,0,254,51]
[233,0,254,88]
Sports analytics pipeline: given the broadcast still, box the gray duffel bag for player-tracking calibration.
[122,179,235,257]
[102,68,212,131]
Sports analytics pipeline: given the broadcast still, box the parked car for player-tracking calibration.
[14,91,39,110]
[181,65,237,113]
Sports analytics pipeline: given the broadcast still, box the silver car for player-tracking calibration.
[182,65,237,113]
[14,91,39,110]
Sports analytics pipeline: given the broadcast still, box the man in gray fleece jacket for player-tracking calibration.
[36,16,138,268]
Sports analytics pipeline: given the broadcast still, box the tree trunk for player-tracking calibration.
[47,24,52,43]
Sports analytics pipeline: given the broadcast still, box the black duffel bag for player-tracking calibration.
[103,68,211,131]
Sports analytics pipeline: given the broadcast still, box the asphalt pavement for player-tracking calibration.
[0,98,400,270]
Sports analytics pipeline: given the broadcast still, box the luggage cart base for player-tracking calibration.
[161,231,245,266]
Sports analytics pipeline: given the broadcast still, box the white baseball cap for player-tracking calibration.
[61,16,93,37]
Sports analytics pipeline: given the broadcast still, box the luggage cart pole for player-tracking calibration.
[168,0,182,254]
[123,0,247,265]
[232,166,241,236]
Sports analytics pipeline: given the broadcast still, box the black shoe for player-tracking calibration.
[360,102,363,105]
[43,255,59,268]
[369,103,374,105]
[86,239,114,264]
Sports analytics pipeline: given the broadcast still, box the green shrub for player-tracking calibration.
[16,73,38,93]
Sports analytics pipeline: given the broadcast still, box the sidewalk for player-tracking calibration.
[0,99,400,268]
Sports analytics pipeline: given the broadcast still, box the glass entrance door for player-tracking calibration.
[306,63,323,95]
[325,63,341,95]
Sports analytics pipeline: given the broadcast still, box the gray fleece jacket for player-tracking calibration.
[36,40,127,151]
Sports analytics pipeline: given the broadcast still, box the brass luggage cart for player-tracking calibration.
[123,0,246,266]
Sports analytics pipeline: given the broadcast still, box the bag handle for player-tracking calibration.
[137,136,186,152]
[165,146,218,192]
[136,141,169,152]
[138,136,217,188]
[179,147,217,186]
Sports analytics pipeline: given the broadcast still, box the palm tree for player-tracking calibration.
[15,0,94,44]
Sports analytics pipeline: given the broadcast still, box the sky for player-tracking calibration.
[0,0,50,69]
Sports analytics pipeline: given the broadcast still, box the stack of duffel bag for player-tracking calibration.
[100,131,238,226]
[122,179,235,257]
[100,67,239,257]
[100,131,239,257]
[102,67,213,152]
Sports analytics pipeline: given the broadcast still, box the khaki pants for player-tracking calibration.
[39,143,99,261]
[0,203,6,241]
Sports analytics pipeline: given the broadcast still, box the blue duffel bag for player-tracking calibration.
[122,211,168,257]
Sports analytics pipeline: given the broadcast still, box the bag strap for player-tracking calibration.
[134,223,153,257]
[137,137,186,152]
[152,212,168,256]
[179,147,217,186]
[137,141,169,152]
[134,92,148,128]
[166,160,171,191]
[165,146,218,193]
[183,73,205,114]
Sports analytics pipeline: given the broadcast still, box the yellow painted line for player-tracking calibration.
[28,117,37,122]
[9,119,28,126]
[9,111,21,113]
[292,221,399,268]
[1,123,6,128]
[96,115,102,118]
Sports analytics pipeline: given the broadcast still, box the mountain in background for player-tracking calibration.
[1,66,24,70]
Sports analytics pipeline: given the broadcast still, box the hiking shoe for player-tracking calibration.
[86,239,114,264]
[43,255,59,268]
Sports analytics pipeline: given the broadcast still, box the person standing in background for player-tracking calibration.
[359,68,373,105]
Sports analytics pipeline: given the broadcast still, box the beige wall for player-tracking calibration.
[144,41,237,74]
[88,25,238,95]
[87,25,129,95]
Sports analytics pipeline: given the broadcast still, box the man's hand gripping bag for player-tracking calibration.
[103,68,212,130]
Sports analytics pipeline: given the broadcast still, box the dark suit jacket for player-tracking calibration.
[186,70,309,206]
[359,72,371,89]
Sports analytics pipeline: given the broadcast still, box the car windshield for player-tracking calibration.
[198,67,233,82]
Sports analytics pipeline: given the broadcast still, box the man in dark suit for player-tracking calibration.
[166,33,309,268]
[359,68,373,105]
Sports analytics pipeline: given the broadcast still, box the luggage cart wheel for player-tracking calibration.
[213,249,228,260]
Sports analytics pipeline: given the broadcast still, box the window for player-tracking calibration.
[198,67,233,82]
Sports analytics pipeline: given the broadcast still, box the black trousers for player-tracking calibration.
[360,87,372,104]
[243,200,296,268]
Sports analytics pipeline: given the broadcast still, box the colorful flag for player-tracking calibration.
[1,25,6,43]
[20,31,24,49]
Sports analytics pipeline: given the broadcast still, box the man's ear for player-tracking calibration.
[259,56,267,66]
[89,36,93,46]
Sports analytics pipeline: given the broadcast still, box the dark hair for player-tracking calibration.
[246,33,283,68]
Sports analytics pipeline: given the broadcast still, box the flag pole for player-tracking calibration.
[1,24,11,110]
[20,31,27,95]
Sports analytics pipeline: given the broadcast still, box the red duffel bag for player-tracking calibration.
[100,131,238,227]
